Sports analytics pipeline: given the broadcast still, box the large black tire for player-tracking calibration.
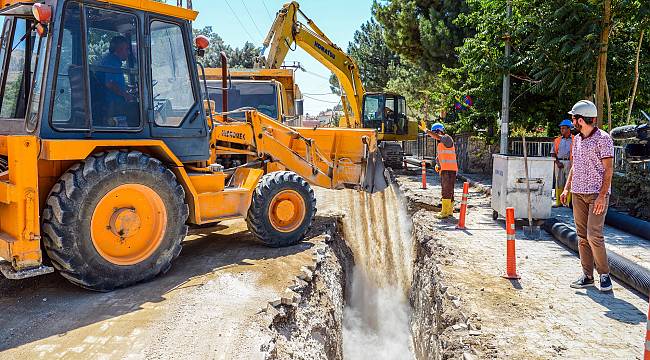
[246,171,316,248]
[42,151,189,291]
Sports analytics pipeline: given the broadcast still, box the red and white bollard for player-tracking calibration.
[502,207,520,279]
[456,182,469,229]
[421,160,427,190]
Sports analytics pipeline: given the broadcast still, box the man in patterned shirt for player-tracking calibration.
[561,100,614,292]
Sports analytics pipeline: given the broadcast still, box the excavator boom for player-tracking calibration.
[259,1,364,128]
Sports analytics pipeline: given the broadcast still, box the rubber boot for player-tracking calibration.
[436,199,453,219]
[554,188,562,207]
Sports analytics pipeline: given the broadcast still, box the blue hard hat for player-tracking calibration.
[559,119,572,127]
[431,123,445,132]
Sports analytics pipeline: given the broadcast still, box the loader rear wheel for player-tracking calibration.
[246,171,316,248]
[42,151,189,291]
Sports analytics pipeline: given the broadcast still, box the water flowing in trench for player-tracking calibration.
[335,185,416,359]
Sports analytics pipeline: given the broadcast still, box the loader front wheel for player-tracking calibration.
[42,151,189,291]
[246,171,316,248]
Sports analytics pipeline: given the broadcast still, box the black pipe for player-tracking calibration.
[605,209,650,241]
[543,218,650,297]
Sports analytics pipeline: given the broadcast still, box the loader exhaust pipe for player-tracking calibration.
[221,52,228,122]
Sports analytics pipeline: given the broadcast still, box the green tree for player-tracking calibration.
[373,0,472,71]
[373,0,650,136]
[348,19,401,91]
[329,19,400,96]
[192,26,260,68]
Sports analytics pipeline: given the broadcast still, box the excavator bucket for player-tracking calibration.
[362,147,389,194]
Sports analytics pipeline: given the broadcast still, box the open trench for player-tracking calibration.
[265,178,475,360]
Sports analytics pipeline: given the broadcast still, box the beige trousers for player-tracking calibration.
[572,193,610,276]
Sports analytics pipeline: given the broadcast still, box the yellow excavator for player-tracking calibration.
[0,0,386,290]
[257,1,419,168]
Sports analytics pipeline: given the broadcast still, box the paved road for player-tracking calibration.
[0,218,326,360]
[397,173,647,359]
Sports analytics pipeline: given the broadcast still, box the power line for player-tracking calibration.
[224,0,256,43]
[302,69,332,81]
[302,92,337,96]
[303,94,341,104]
[262,1,274,22]
[240,0,264,39]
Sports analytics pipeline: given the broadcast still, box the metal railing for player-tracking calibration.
[404,135,645,173]
[509,141,553,157]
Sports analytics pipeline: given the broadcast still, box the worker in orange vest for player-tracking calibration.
[425,122,458,219]
[552,119,575,207]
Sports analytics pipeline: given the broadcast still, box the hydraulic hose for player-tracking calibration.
[543,219,650,297]
[605,209,650,241]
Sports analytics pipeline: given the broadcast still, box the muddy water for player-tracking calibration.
[335,185,415,359]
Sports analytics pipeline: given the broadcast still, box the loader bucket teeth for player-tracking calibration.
[363,150,389,194]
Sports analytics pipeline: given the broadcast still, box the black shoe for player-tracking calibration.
[570,275,595,289]
[599,274,613,292]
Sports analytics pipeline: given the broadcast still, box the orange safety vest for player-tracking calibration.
[554,135,574,160]
[437,141,458,172]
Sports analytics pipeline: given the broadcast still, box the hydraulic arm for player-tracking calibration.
[210,109,387,194]
[258,1,364,128]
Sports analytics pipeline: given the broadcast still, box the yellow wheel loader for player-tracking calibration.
[0,0,387,291]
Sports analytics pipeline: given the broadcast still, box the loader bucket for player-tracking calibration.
[362,148,389,194]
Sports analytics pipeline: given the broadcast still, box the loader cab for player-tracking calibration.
[361,92,408,135]
[0,0,210,162]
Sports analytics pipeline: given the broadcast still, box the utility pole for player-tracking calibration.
[500,0,512,155]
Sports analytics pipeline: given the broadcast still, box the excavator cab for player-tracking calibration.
[362,93,408,136]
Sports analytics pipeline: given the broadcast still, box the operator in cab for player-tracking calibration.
[95,35,136,127]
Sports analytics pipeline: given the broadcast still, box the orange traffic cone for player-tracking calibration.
[421,160,427,190]
[503,207,520,279]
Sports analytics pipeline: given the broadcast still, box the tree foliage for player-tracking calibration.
[329,19,400,96]
[371,0,650,137]
[374,0,472,71]
[192,26,260,68]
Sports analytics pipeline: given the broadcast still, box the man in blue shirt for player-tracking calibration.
[96,36,134,126]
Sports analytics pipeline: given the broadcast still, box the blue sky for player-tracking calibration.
[192,0,374,115]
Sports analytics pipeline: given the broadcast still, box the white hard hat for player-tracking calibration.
[568,100,597,118]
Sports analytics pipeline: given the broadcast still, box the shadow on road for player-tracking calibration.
[576,287,646,325]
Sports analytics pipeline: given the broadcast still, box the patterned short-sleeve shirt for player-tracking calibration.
[570,128,614,194]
